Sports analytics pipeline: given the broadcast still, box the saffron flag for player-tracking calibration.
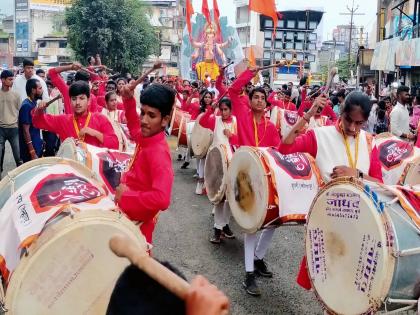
[248,47,260,84]
[186,0,195,41]
[249,0,278,37]
[202,0,211,25]
[213,0,222,41]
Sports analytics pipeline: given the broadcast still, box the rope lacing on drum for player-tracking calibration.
[0,301,7,313]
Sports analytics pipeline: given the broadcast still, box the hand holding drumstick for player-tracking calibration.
[109,235,230,315]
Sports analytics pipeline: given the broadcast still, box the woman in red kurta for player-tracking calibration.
[33,81,119,149]
[115,82,175,245]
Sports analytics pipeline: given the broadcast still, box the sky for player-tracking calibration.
[1,0,377,40]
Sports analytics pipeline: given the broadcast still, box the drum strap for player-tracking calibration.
[340,124,360,169]
[73,112,92,142]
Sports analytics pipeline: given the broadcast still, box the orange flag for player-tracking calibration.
[248,46,256,67]
[249,0,278,37]
[186,0,195,41]
[213,0,222,41]
[202,0,211,25]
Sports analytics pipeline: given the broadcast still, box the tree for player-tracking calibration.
[335,56,356,82]
[65,0,158,74]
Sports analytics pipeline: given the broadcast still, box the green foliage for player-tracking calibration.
[336,57,357,81]
[65,0,158,74]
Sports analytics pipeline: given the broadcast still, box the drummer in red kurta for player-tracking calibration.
[267,89,297,111]
[115,83,175,245]
[33,81,118,149]
[228,66,281,297]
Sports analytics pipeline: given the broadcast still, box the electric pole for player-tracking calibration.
[340,0,365,65]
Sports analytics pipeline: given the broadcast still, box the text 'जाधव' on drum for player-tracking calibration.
[305,178,420,315]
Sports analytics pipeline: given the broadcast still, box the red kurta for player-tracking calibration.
[297,98,337,123]
[267,92,297,111]
[118,97,174,244]
[228,69,280,147]
[32,110,119,149]
[48,68,99,114]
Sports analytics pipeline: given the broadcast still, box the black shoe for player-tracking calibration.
[254,259,273,278]
[177,154,183,161]
[210,228,222,244]
[222,225,235,239]
[242,272,261,296]
[180,162,189,169]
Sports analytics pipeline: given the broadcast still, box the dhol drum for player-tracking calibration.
[204,144,233,204]
[191,114,213,158]
[305,178,420,314]
[375,133,420,185]
[168,106,191,138]
[177,116,193,148]
[0,157,114,280]
[270,107,299,139]
[226,147,322,233]
[57,138,132,194]
[5,210,146,315]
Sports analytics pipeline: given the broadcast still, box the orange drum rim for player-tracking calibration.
[398,155,420,187]
[305,178,396,315]
[227,147,273,233]
[5,210,146,315]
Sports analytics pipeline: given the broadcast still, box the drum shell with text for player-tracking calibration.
[226,146,321,233]
[305,179,420,315]
[191,113,213,158]
[4,210,146,315]
[375,132,420,185]
[56,138,132,194]
[204,144,233,204]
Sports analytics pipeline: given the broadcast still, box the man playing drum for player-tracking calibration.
[200,97,238,244]
[278,91,383,290]
[32,81,119,149]
[229,66,280,297]
[115,77,175,245]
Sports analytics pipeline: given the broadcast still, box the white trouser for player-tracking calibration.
[213,200,231,229]
[244,228,276,272]
[197,158,205,179]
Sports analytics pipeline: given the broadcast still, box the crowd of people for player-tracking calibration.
[0,55,419,314]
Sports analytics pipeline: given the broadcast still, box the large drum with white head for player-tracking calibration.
[57,138,132,194]
[305,178,420,314]
[168,106,190,138]
[226,147,322,233]
[204,144,233,204]
[375,132,420,185]
[270,107,299,139]
[191,114,213,158]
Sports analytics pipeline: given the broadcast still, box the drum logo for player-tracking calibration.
[97,152,131,192]
[284,110,298,126]
[379,140,413,170]
[30,174,102,213]
[268,149,312,179]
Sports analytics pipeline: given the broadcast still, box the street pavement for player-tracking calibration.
[1,140,323,315]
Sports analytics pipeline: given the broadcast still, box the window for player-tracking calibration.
[297,32,305,41]
[286,32,294,40]
[263,51,271,59]
[264,31,272,39]
[265,19,273,28]
[285,42,294,49]
[38,41,46,48]
[285,52,293,60]
[274,52,283,60]
[308,33,317,41]
[263,59,271,66]
[309,21,318,29]
[286,20,296,28]
[296,53,304,61]
[298,21,306,29]
[275,31,283,40]
[307,54,315,62]
[264,40,272,48]
[307,43,316,50]
[277,20,284,28]
[236,6,250,24]
[295,42,303,50]
[274,40,283,49]
[59,41,67,48]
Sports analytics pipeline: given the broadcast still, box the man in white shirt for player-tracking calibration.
[12,59,48,102]
[207,79,219,98]
[390,85,415,140]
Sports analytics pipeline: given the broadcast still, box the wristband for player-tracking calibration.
[26,141,32,144]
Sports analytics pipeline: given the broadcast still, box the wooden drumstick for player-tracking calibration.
[36,94,62,109]
[109,234,190,299]
[259,60,286,71]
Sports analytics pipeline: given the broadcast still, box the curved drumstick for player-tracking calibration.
[46,94,62,106]
[109,234,190,299]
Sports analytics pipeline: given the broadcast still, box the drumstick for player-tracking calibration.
[259,61,286,71]
[221,61,234,71]
[315,66,337,114]
[36,94,62,109]
[109,234,190,299]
